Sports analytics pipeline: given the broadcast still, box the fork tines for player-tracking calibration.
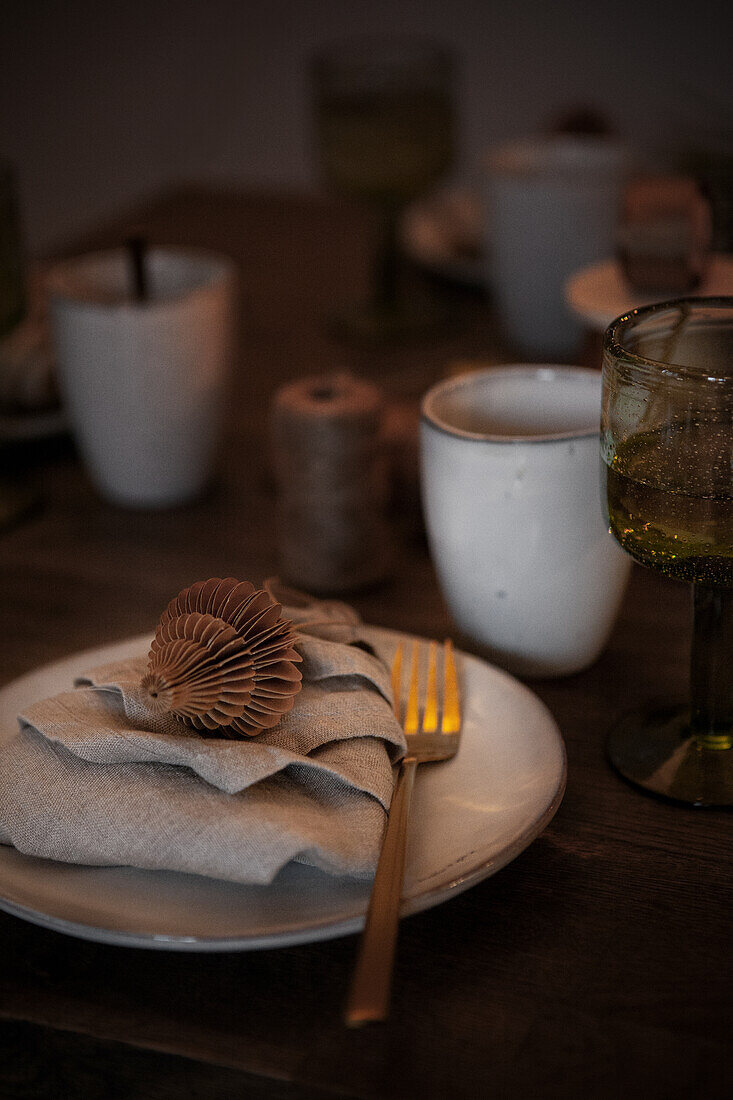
[392,639,460,735]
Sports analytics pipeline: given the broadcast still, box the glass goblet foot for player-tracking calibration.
[607,701,733,806]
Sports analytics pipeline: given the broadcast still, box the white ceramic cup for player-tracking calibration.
[48,247,236,508]
[420,365,631,677]
[482,136,628,358]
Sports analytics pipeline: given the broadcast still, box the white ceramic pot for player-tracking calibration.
[420,365,631,677]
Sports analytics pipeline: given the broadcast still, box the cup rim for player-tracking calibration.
[421,364,602,444]
[45,246,236,312]
[603,295,733,384]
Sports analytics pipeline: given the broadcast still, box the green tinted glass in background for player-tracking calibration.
[312,36,455,342]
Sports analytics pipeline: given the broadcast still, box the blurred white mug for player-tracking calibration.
[48,247,236,508]
[420,365,631,677]
[483,136,628,358]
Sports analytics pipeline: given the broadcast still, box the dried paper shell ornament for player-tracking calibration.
[140,578,302,738]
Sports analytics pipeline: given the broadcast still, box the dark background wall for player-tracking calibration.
[2,0,730,253]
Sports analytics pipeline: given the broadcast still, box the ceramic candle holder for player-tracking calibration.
[48,247,236,508]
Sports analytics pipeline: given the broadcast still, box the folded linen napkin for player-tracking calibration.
[0,595,405,885]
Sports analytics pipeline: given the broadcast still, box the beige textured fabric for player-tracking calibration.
[0,600,405,885]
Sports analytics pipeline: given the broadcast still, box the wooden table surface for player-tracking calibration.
[0,190,731,1099]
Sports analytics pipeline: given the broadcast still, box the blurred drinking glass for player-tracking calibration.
[313,36,455,341]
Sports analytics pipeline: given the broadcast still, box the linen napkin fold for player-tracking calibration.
[0,594,405,885]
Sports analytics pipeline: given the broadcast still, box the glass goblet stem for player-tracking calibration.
[691,584,733,750]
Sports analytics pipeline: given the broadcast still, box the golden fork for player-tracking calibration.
[345,638,462,1026]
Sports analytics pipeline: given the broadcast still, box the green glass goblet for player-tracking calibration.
[312,35,455,343]
[602,296,733,805]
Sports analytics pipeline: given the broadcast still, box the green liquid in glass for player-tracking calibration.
[317,88,454,204]
[603,418,733,587]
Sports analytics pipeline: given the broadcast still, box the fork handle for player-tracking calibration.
[345,755,417,1026]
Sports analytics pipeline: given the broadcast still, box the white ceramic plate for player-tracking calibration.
[0,626,566,951]
[565,253,733,332]
[400,189,486,288]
